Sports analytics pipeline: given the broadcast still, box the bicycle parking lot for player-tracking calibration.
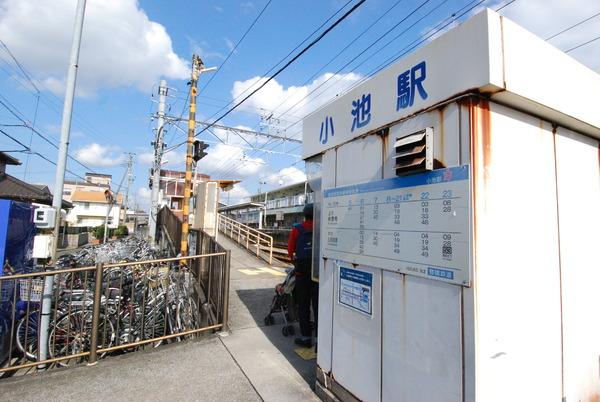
[0,236,230,377]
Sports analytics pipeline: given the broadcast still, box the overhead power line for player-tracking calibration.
[0,128,87,181]
[169,0,366,153]
[546,10,600,40]
[565,34,600,53]
[203,0,355,124]
[0,96,95,173]
[0,39,113,145]
[200,0,273,93]
[277,0,446,132]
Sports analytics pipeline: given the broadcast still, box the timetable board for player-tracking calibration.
[323,166,471,286]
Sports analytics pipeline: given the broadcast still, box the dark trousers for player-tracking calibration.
[295,260,318,337]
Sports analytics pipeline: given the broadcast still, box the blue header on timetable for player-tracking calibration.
[324,165,469,198]
[340,267,373,287]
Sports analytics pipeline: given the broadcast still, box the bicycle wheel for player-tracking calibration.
[15,311,40,361]
[49,310,115,367]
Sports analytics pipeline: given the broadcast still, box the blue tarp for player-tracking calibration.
[0,199,35,276]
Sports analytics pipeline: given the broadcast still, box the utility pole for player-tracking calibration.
[103,161,129,244]
[42,0,87,369]
[149,80,168,244]
[123,153,135,226]
[180,55,216,259]
[180,55,201,260]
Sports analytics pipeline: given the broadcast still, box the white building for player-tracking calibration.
[63,173,112,201]
[66,190,122,229]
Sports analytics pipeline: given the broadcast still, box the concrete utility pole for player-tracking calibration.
[42,0,87,369]
[102,159,130,244]
[123,152,135,225]
[149,80,168,244]
[180,55,216,259]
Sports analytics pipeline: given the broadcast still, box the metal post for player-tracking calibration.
[222,250,231,332]
[88,263,103,366]
[42,0,86,369]
[149,80,168,244]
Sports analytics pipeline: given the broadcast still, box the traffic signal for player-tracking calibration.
[193,140,209,162]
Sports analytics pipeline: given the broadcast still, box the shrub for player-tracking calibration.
[114,225,129,238]
[92,225,105,240]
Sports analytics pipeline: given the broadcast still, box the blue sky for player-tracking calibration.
[0,0,598,208]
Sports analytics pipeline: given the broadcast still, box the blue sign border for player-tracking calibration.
[324,165,469,198]
[338,266,373,316]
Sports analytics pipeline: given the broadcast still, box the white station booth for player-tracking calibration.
[303,9,600,402]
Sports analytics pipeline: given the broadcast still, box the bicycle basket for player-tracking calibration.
[18,279,44,302]
[1,281,15,303]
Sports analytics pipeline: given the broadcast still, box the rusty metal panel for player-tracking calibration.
[471,100,562,401]
[382,272,462,402]
[554,128,600,402]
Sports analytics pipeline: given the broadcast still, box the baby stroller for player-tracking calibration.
[264,268,297,336]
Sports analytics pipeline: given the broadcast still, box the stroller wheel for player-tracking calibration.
[282,325,295,337]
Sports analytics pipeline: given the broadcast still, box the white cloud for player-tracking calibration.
[224,37,236,53]
[74,143,125,167]
[136,187,151,209]
[197,142,266,178]
[264,166,306,187]
[231,72,362,125]
[497,0,600,72]
[213,5,224,13]
[0,0,189,96]
[240,2,255,13]
[137,149,186,168]
[188,38,225,61]
[221,184,251,205]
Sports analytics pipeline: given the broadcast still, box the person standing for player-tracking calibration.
[288,203,318,348]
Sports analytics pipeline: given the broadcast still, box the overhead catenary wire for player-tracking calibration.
[267,0,410,118]
[0,40,113,144]
[212,0,484,179]
[277,0,451,133]
[202,0,355,125]
[168,0,366,154]
[545,10,600,41]
[565,34,600,53]
[0,96,95,173]
[0,128,87,181]
[199,0,273,94]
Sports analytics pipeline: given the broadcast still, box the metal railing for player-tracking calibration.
[0,249,230,377]
[157,205,182,254]
[218,213,273,265]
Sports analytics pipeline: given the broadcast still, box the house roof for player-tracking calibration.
[71,190,123,204]
[85,172,112,178]
[64,179,109,188]
[0,173,72,208]
[0,152,21,166]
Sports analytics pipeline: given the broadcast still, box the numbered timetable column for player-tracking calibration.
[323,166,471,286]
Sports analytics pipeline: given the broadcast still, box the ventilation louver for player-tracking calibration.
[394,127,434,176]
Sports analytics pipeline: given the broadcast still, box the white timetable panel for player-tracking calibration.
[323,166,471,286]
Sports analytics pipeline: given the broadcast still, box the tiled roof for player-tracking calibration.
[0,173,72,208]
[71,190,123,204]
[0,152,20,165]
